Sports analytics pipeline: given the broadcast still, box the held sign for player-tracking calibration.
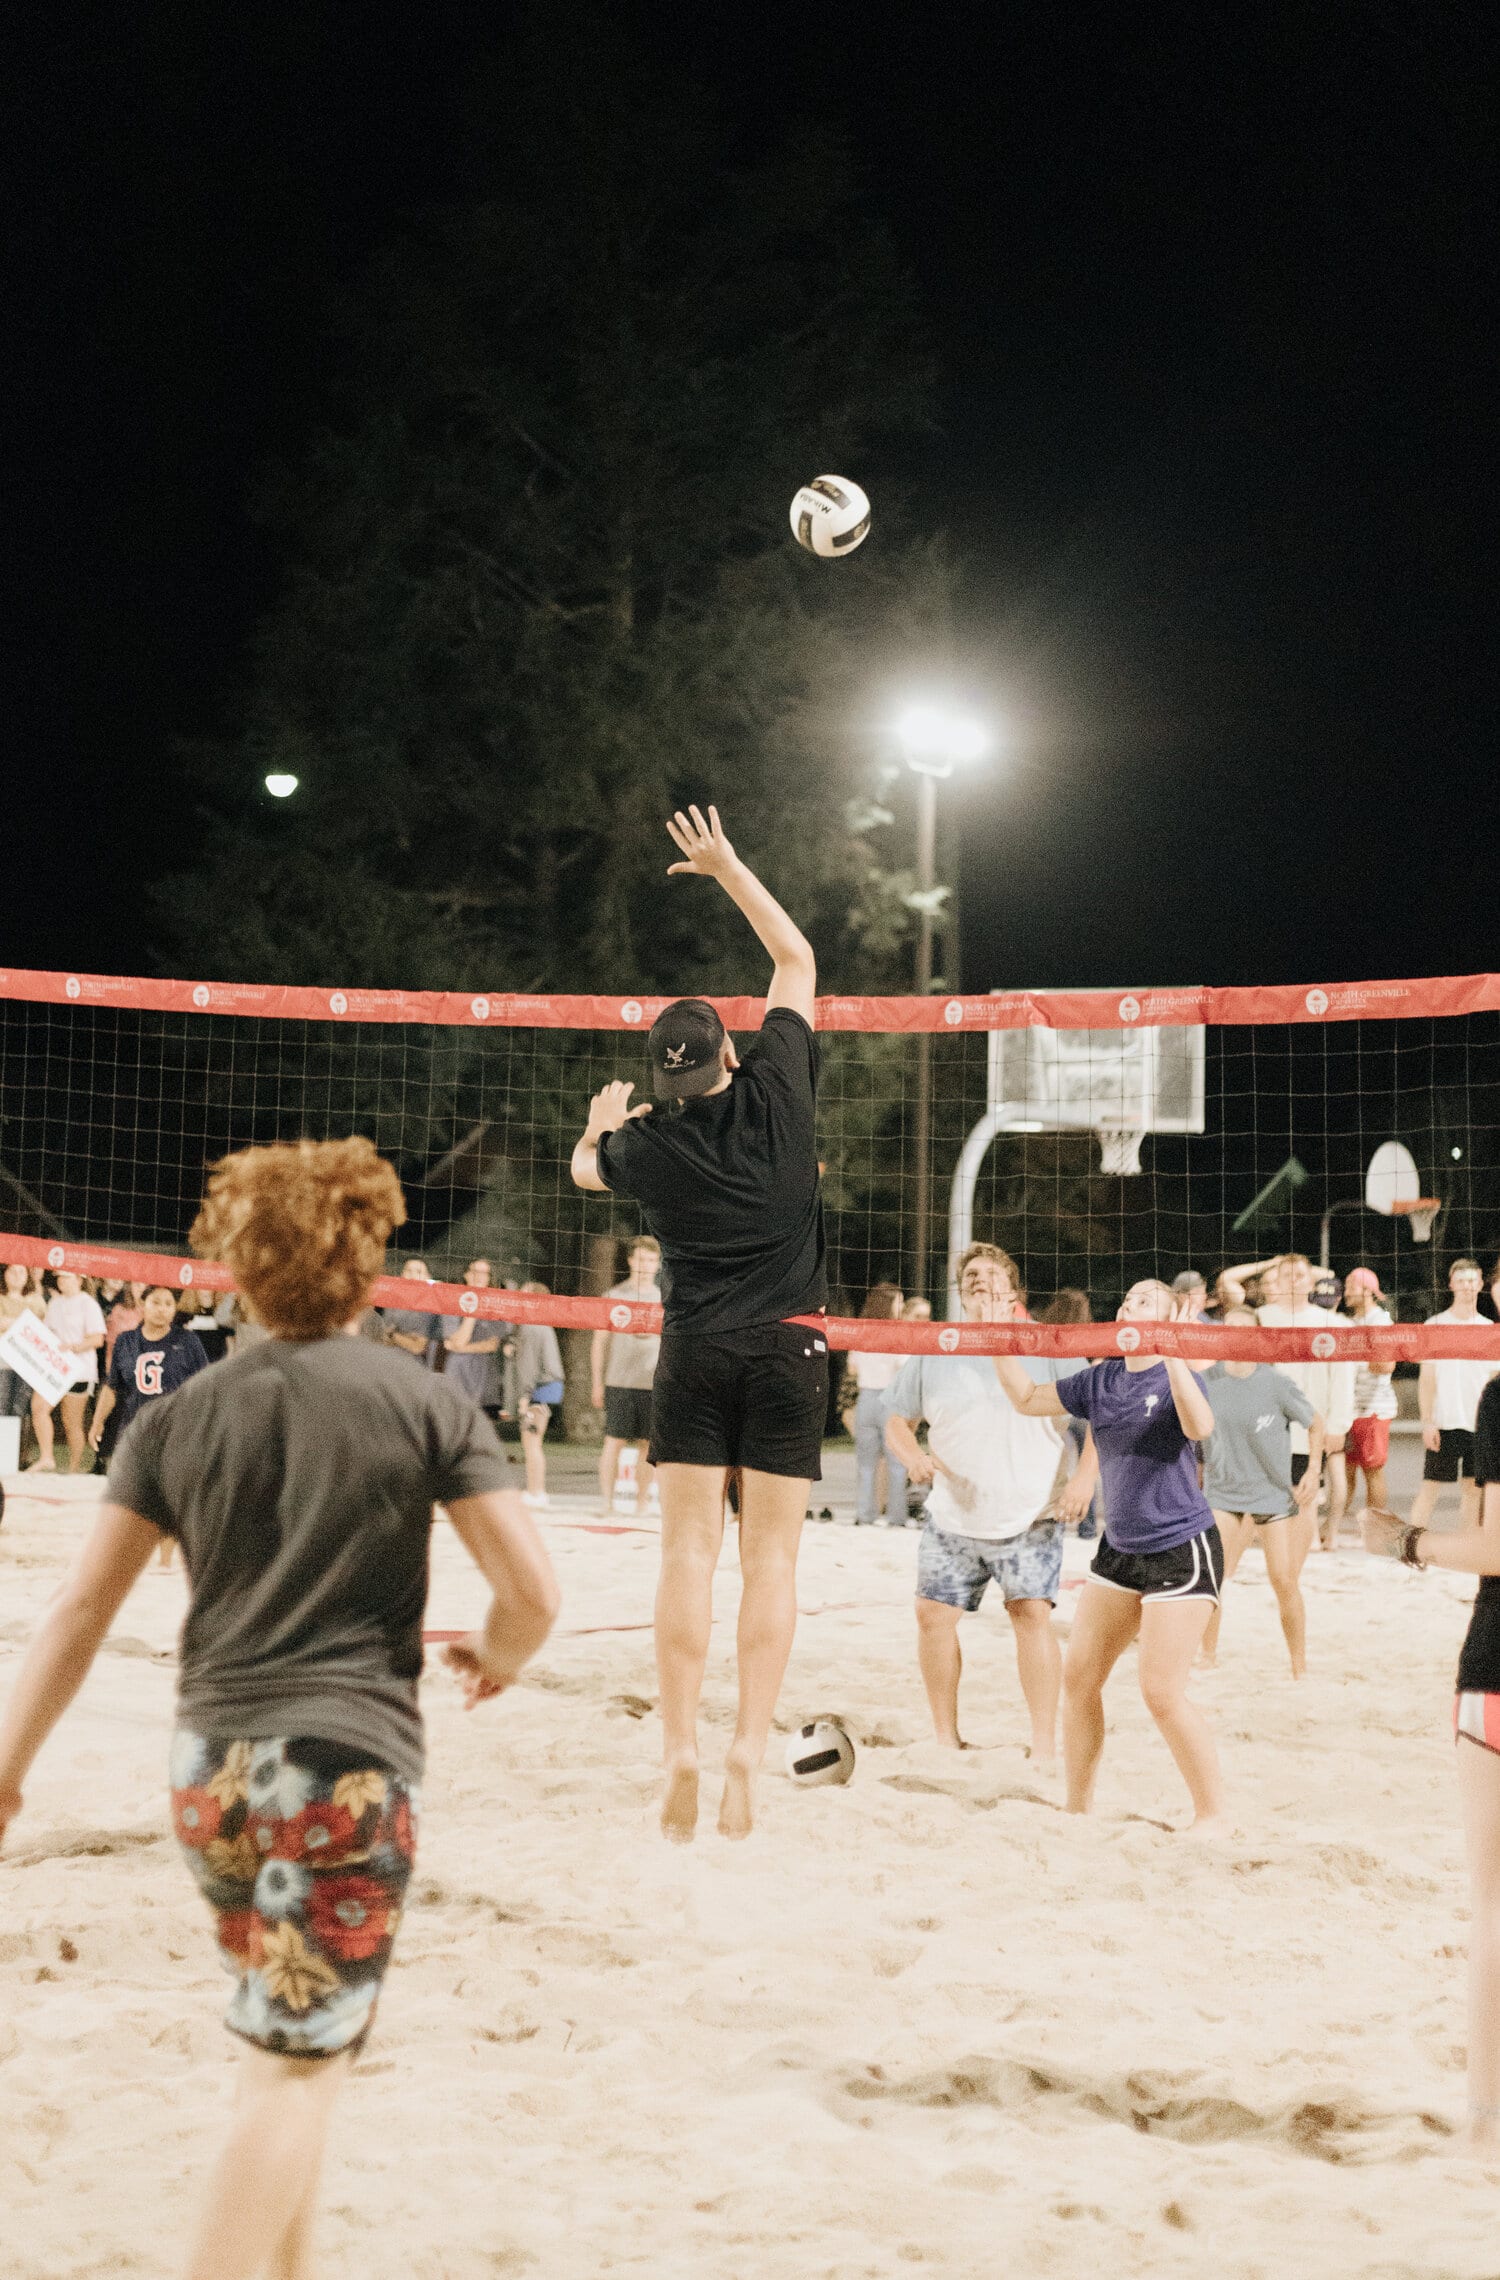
[0,1310,79,1406]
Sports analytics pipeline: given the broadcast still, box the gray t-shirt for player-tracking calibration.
[603,1281,661,1390]
[108,1335,514,1780]
[1202,1363,1316,1515]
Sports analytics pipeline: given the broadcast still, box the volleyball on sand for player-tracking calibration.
[789,475,871,556]
[785,1717,857,1786]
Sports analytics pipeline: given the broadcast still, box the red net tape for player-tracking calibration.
[5,1236,1498,1359]
[5,965,1500,1030]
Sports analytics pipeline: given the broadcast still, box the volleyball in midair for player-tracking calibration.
[785,1717,857,1787]
[789,476,871,558]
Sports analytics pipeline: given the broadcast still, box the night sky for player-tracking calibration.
[5,5,1492,992]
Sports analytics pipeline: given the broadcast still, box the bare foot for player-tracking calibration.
[25,1459,56,1473]
[717,1755,755,1840]
[660,1758,699,1844]
[1183,1812,1229,1843]
[1026,1753,1060,1780]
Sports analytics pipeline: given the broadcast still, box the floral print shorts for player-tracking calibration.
[171,1731,418,2058]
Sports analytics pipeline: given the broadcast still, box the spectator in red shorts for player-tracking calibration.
[1342,1267,1396,1514]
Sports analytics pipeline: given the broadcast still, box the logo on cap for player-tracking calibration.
[1306,989,1329,1017]
[329,992,348,1016]
[192,985,210,1009]
[938,1325,961,1352]
[1117,1324,1141,1351]
[470,996,490,1021]
[1312,1331,1336,1359]
[664,1043,689,1068]
[1119,996,1141,1024]
[610,1303,633,1330]
[621,1000,643,1025]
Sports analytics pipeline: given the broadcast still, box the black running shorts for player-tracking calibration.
[1424,1427,1476,1484]
[603,1385,653,1442]
[650,1321,828,1480]
[1089,1525,1223,1602]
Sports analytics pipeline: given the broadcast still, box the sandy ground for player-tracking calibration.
[2,1450,1497,2280]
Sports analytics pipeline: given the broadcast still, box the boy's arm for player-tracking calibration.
[571,1079,653,1195]
[664,806,815,1025]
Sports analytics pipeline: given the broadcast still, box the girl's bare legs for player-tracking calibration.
[1199,1510,1253,1666]
[183,2046,349,2280]
[1137,1597,1224,1826]
[1060,1581,1140,1813]
[1457,1736,1500,2150]
[28,1391,55,1469]
[1258,1516,1307,1676]
[653,1464,727,1840]
[60,1392,88,1469]
[720,1471,807,1838]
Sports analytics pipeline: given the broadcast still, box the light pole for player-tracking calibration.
[894,705,989,1304]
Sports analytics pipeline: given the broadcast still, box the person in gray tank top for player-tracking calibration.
[1199,1307,1326,1676]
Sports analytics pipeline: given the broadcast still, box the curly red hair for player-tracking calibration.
[191,1136,406,1340]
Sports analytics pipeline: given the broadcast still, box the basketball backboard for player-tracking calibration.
[987,1016,1205,1175]
[1365,1140,1423,1215]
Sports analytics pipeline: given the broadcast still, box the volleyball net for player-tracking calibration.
[2,964,1500,1360]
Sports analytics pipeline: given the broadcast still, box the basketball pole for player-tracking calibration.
[913,768,936,1304]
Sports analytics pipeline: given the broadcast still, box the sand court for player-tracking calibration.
[3,1474,1498,2278]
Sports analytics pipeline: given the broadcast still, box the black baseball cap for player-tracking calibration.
[648,998,727,1098]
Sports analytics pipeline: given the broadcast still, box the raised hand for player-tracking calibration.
[665,805,737,880]
[585,1079,652,1140]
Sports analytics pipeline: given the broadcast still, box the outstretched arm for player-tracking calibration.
[1366,1480,1500,1573]
[571,1079,653,1194]
[665,806,815,1025]
[1164,1356,1215,1442]
[992,1354,1069,1417]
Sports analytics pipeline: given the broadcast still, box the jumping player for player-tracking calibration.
[570,805,826,1842]
[0,1137,558,2279]
[993,1281,1224,1828]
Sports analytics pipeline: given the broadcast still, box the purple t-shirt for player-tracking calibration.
[1057,1359,1213,1555]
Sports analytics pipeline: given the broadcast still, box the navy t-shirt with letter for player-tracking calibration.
[108,1321,210,1428]
[596,1008,826,1335]
[1057,1358,1214,1555]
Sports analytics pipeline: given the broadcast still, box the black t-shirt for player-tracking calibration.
[108,1335,515,1780]
[1458,1375,1500,1692]
[597,1007,827,1335]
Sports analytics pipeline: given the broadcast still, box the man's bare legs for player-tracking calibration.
[915,1596,964,1746]
[1199,1510,1254,1666]
[653,1463,726,1840]
[1458,1737,1500,2151]
[1318,1444,1349,1550]
[721,1471,808,1837]
[183,2046,349,2280]
[1258,1516,1307,1676]
[599,1433,625,1513]
[1061,1582,1140,1813]
[1137,1598,1224,1826]
[1007,1597,1061,1771]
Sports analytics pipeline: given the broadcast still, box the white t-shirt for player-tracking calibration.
[44,1292,107,1388]
[884,1354,1069,1541]
[1423,1309,1500,1431]
[1351,1307,1397,1420]
[1255,1304,1356,1445]
[847,1348,902,1394]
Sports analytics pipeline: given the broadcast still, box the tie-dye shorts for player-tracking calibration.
[170,1731,418,2058]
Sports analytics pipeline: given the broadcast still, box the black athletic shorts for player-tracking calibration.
[1089,1525,1223,1603]
[1425,1428,1477,1484]
[650,1321,828,1480]
[1290,1451,1310,1487]
[604,1385,653,1442]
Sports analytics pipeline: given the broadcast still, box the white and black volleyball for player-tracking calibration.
[785,1717,857,1786]
[789,475,871,558]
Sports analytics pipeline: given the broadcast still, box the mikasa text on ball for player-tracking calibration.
[790,475,871,558]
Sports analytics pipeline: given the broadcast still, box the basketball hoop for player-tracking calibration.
[1400,1199,1441,1245]
[1097,1130,1145,1178]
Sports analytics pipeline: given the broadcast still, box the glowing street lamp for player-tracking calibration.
[893,704,991,1302]
[264,774,299,799]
